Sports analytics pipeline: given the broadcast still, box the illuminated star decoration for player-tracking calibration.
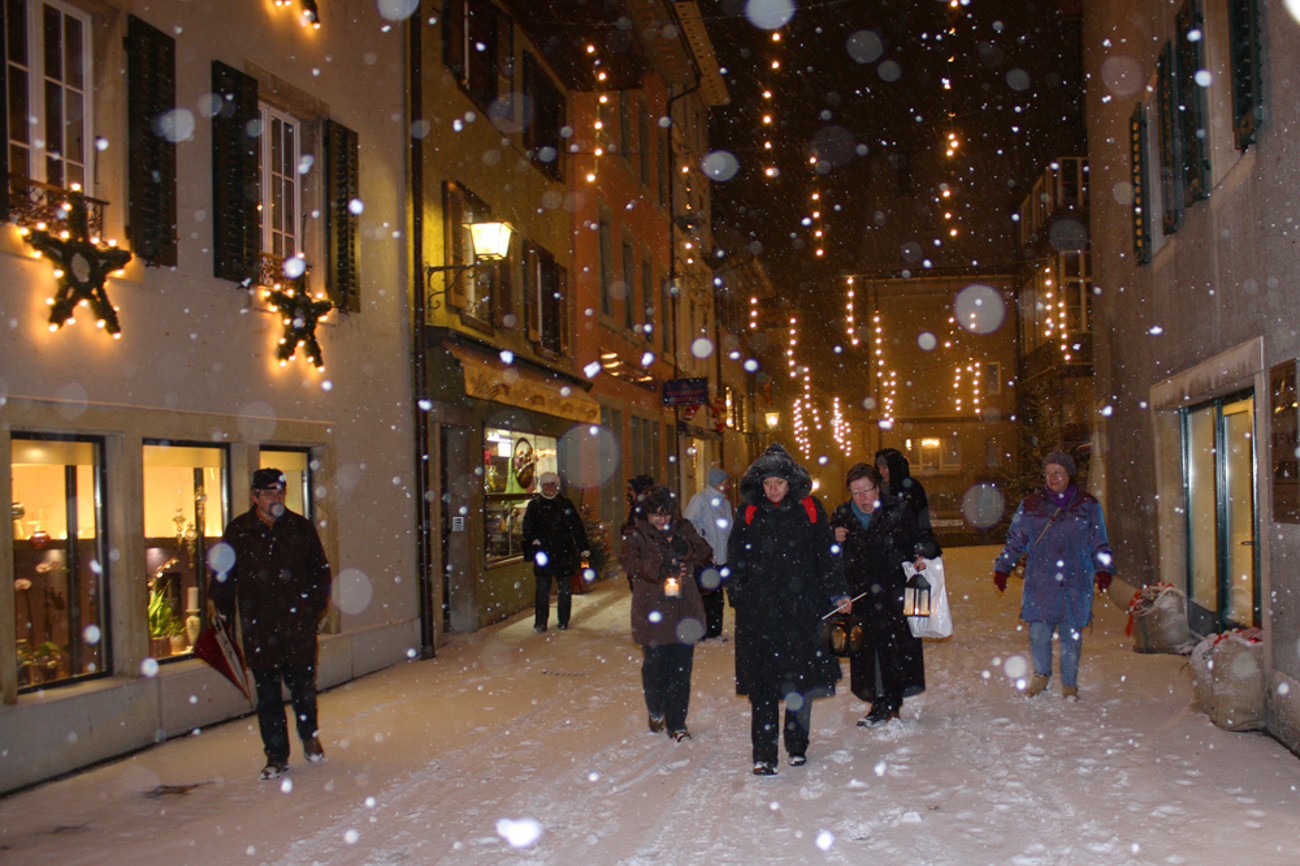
[22,192,132,337]
[265,279,332,369]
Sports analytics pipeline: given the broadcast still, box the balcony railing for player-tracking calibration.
[7,177,107,239]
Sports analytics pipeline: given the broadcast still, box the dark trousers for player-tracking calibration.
[701,589,724,638]
[252,663,319,763]
[534,565,572,629]
[750,693,813,764]
[641,643,695,731]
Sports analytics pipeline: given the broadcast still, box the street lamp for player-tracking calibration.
[765,410,780,429]
[426,219,514,309]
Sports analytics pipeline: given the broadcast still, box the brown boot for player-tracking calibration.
[1026,673,1051,697]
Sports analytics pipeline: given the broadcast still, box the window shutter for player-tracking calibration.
[0,0,8,223]
[1130,103,1152,265]
[1175,0,1211,205]
[126,15,178,267]
[442,0,466,85]
[557,263,570,357]
[523,243,541,343]
[1156,43,1184,236]
[211,61,260,284]
[324,119,360,312]
[442,182,468,308]
[1228,0,1264,150]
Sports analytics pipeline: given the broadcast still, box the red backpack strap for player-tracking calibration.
[802,496,817,523]
[745,505,757,524]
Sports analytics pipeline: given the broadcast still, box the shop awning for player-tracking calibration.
[438,342,601,425]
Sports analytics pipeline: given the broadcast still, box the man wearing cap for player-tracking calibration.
[522,471,589,633]
[683,468,732,640]
[992,450,1114,701]
[208,468,332,780]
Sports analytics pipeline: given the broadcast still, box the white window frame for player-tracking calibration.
[258,104,303,260]
[7,0,93,191]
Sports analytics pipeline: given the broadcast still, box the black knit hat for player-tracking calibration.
[251,468,287,490]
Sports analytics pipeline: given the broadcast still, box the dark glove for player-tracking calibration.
[993,571,1009,593]
[1095,572,1113,592]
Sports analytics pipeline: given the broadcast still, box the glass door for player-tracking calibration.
[1184,391,1259,633]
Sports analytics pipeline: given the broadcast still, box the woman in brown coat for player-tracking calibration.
[620,485,712,742]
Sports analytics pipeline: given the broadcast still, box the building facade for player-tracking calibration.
[1,0,418,793]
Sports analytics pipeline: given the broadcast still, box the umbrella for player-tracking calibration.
[192,615,255,708]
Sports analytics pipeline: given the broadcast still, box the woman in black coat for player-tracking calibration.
[620,485,713,742]
[726,443,850,775]
[831,462,941,726]
[876,447,932,530]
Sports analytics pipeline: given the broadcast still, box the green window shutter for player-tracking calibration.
[1175,0,1211,205]
[211,61,260,284]
[1228,0,1264,150]
[324,119,360,312]
[126,15,178,267]
[1130,103,1152,265]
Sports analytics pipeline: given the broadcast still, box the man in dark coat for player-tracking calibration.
[522,471,589,632]
[208,468,332,781]
[726,443,850,775]
[876,448,932,530]
[831,463,941,726]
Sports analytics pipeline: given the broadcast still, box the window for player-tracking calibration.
[618,92,632,158]
[210,62,360,302]
[522,52,563,181]
[142,442,228,661]
[443,0,500,112]
[985,435,1001,468]
[640,256,654,341]
[629,416,660,480]
[1174,0,1211,205]
[484,427,558,564]
[1228,0,1263,149]
[11,435,106,690]
[523,241,568,357]
[916,437,960,472]
[638,105,651,186]
[259,104,301,261]
[442,180,503,329]
[5,0,91,193]
[260,448,315,521]
[657,129,669,206]
[983,362,1001,395]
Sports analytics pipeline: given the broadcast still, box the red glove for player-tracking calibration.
[993,571,1009,592]
[1095,572,1113,592]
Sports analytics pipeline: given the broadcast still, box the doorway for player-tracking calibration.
[1184,391,1259,633]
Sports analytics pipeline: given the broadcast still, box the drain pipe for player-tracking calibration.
[666,81,700,499]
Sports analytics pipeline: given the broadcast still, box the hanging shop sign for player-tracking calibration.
[662,377,709,406]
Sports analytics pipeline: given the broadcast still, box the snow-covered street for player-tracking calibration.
[2,545,1297,866]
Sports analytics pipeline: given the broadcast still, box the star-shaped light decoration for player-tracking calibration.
[264,278,333,370]
[21,190,132,337]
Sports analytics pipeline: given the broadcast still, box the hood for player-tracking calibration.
[875,447,913,492]
[738,443,813,506]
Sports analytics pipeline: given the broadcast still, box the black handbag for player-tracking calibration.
[824,613,864,658]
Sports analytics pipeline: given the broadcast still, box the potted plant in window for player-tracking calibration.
[148,576,185,657]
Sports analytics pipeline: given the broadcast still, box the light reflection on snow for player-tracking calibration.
[496,817,542,848]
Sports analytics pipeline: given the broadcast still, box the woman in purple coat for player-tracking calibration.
[993,451,1115,700]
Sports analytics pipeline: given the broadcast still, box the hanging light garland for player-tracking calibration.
[263,275,333,370]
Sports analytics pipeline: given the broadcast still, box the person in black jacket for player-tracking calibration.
[726,443,850,776]
[831,463,941,726]
[522,472,589,632]
[875,447,932,530]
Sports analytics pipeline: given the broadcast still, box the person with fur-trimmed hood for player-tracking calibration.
[726,443,850,776]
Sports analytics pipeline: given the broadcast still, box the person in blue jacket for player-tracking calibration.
[993,451,1114,701]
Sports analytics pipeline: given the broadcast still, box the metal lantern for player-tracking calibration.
[903,571,932,618]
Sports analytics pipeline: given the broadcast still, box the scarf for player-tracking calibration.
[851,499,874,530]
[1047,484,1077,508]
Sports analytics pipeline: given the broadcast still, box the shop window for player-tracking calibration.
[259,447,314,521]
[11,435,106,690]
[484,427,558,565]
[142,442,227,661]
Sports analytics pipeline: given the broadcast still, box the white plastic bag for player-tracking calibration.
[904,557,952,639]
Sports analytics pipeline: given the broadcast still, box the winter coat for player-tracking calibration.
[994,486,1113,627]
[830,496,941,701]
[209,507,331,669]
[876,448,932,530]
[621,517,711,646]
[683,484,732,566]
[726,443,849,701]
[522,493,588,577]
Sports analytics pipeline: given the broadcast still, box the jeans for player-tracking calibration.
[750,693,813,764]
[641,643,695,732]
[534,564,572,629]
[1028,621,1083,687]
[252,663,319,762]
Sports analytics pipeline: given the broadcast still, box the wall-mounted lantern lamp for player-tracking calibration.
[426,220,514,310]
[765,410,780,430]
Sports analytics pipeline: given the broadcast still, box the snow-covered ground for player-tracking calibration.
[2,545,1298,866]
